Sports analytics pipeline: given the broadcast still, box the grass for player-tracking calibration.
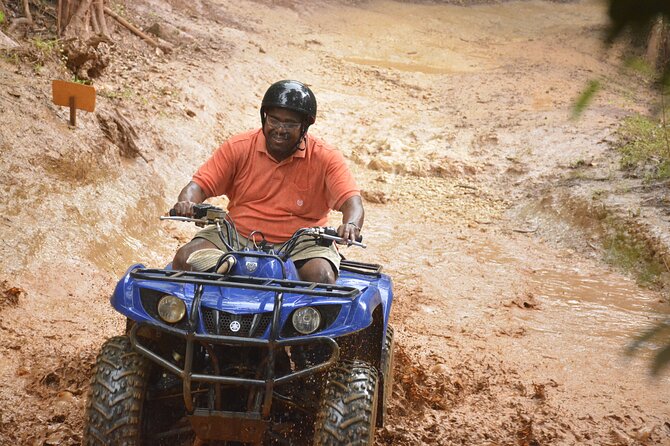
[1,51,20,65]
[72,76,92,85]
[624,56,655,77]
[602,221,666,288]
[0,37,63,69]
[616,113,670,180]
[99,87,135,100]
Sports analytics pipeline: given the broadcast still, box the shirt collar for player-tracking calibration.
[255,128,307,162]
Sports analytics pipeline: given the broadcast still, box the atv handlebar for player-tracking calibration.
[164,204,366,249]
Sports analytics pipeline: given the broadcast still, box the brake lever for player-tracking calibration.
[323,234,366,248]
[320,227,366,248]
[160,215,208,224]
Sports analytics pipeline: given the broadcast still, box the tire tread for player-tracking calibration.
[83,335,150,446]
[313,360,378,446]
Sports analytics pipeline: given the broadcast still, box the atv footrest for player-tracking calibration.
[189,409,268,442]
[340,259,383,276]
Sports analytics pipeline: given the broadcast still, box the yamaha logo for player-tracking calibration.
[229,321,241,332]
[245,261,258,273]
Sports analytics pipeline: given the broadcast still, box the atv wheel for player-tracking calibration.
[313,360,379,446]
[83,335,152,445]
[378,325,395,427]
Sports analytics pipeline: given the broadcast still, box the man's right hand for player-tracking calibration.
[171,201,197,217]
[172,181,208,217]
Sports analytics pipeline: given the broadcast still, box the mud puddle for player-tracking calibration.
[471,205,670,364]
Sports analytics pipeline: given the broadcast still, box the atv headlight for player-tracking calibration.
[157,295,186,324]
[292,307,321,335]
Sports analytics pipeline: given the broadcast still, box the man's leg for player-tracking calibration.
[172,238,220,270]
[290,234,341,284]
[296,258,337,284]
[173,225,233,270]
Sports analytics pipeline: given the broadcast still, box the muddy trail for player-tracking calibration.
[1,0,669,444]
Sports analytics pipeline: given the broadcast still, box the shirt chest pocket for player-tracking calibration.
[290,166,311,191]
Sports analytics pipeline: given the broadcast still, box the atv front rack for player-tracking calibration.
[131,268,362,298]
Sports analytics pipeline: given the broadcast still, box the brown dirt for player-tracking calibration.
[1,0,669,445]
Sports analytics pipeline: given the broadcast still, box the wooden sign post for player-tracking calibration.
[52,80,96,127]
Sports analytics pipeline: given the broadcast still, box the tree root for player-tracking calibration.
[104,6,172,53]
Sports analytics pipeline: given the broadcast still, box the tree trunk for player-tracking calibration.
[94,0,108,36]
[21,0,32,23]
[646,17,670,70]
[58,0,106,38]
[63,0,93,39]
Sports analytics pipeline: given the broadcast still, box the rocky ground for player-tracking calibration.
[0,0,669,444]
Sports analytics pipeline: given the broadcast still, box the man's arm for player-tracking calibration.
[171,181,208,216]
[337,195,364,243]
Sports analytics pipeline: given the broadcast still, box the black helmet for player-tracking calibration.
[260,80,317,126]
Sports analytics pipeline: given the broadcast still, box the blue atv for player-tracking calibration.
[83,204,394,445]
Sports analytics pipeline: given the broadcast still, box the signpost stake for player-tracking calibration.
[69,96,76,127]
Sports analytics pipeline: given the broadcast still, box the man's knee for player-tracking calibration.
[297,258,337,284]
[172,238,218,270]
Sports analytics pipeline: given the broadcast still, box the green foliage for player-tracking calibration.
[572,80,601,119]
[0,11,5,25]
[99,87,135,100]
[602,223,665,287]
[624,56,655,76]
[32,38,58,52]
[28,38,62,66]
[1,51,19,65]
[615,114,670,179]
[626,319,670,376]
[72,76,92,85]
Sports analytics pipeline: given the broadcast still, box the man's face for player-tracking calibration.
[263,107,304,161]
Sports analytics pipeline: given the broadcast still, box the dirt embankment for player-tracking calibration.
[1,0,669,445]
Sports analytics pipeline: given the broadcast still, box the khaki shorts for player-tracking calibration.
[192,225,342,271]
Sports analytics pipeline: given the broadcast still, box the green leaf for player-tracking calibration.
[572,79,601,119]
[626,319,670,356]
[652,342,670,376]
[0,11,5,24]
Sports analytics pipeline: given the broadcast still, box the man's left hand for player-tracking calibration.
[337,222,361,245]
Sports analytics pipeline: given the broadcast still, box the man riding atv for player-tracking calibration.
[171,80,364,284]
[82,80,391,446]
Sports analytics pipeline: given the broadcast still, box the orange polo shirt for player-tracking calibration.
[192,129,360,243]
